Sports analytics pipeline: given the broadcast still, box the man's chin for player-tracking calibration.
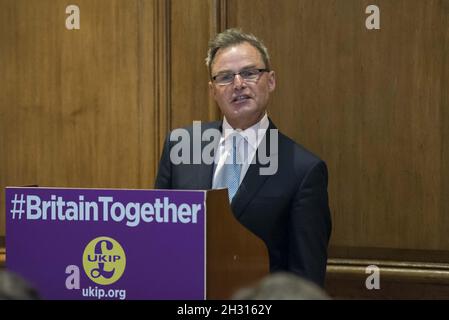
[228,107,251,119]
[225,112,264,130]
[228,102,254,114]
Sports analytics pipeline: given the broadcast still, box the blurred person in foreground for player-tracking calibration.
[232,272,330,300]
[0,269,40,300]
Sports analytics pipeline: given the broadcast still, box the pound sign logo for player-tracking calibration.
[82,236,126,285]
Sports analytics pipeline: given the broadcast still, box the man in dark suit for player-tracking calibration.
[155,29,331,287]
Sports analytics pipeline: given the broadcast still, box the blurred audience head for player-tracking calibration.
[232,272,330,300]
[0,269,40,300]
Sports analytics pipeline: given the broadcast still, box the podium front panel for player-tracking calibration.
[6,187,206,300]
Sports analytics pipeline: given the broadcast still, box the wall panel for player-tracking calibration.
[227,0,448,251]
[169,0,219,130]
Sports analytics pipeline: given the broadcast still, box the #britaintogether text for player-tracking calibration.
[13,194,201,227]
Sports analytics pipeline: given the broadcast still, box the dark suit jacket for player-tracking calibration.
[155,119,332,287]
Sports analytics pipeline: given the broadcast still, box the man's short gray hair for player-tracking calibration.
[205,28,271,77]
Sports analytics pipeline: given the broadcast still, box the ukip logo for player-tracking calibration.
[82,236,126,285]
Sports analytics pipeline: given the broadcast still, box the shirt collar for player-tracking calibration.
[222,113,269,149]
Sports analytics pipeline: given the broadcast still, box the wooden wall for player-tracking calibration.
[225,0,449,298]
[1,0,449,298]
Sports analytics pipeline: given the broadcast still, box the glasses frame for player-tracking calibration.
[212,68,269,86]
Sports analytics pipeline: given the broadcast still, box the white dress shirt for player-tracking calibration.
[212,113,269,187]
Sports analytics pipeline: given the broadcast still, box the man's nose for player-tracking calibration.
[233,74,246,89]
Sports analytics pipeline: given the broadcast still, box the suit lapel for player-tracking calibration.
[196,121,222,189]
[231,119,278,218]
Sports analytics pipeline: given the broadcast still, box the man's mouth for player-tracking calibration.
[232,94,251,103]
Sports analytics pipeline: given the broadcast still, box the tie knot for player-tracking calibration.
[230,132,242,146]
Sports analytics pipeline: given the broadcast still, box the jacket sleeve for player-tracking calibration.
[288,160,332,287]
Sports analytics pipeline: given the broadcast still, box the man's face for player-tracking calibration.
[209,42,276,130]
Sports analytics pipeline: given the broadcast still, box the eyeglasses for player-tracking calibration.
[212,68,269,86]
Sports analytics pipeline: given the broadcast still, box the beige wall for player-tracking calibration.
[1,0,449,297]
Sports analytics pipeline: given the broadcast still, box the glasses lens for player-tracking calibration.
[215,73,234,85]
[240,69,260,81]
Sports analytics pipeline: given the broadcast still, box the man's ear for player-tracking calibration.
[208,81,216,99]
[268,71,276,92]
